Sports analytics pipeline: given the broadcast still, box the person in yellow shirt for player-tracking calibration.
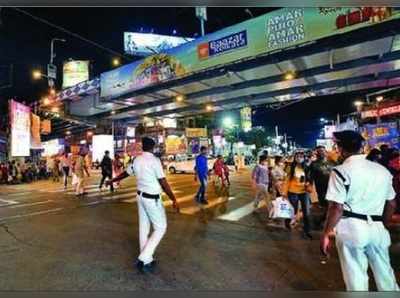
[283,151,312,239]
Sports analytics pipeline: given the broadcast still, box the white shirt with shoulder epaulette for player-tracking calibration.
[326,154,396,216]
[126,152,165,195]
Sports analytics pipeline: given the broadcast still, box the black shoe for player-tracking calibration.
[285,220,292,231]
[136,259,144,273]
[302,232,313,240]
[200,199,209,205]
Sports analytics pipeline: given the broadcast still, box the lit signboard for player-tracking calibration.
[63,60,90,89]
[92,135,114,162]
[42,139,64,157]
[124,32,194,56]
[9,100,31,157]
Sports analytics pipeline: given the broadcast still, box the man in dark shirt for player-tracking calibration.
[99,150,114,192]
[308,146,335,226]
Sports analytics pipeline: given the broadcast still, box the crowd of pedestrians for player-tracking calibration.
[0,159,49,184]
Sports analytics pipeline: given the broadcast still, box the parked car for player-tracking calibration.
[167,154,215,174]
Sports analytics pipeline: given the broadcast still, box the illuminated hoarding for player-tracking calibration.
[9,100,31,157]
[102,7,399,99]
[240,106,252,132]
[31,113,41,149]
[42,139,64,157]
[63,60,90,89]
[124,32,194,56]
[92,135,114,163]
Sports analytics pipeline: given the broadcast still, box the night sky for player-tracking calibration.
[0,7,371,147]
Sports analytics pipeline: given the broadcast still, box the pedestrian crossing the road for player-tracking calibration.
[0,169,275,225]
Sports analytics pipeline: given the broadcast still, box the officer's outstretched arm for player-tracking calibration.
[158,178,176,202]
[383,198,397,229]
[107,171,129,185]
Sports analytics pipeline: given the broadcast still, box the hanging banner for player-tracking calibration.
[40,119,51,135]
[30,113,41,149]
[361,122,400,149]
[185,128,208,138]
[9,100,31,157]
[101,7,399,98]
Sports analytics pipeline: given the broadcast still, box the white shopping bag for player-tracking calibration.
[269,197,294,219]
[71,173,78,186]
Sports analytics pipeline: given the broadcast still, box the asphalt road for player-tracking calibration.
[0,169,399,290]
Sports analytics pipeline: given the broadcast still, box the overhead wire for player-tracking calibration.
[10,7,132,62]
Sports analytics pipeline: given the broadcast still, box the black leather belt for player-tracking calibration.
[342,210,383,222]
[137,191,160,199]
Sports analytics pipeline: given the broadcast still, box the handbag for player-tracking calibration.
[71,173,78,186]
[269,197,295,219]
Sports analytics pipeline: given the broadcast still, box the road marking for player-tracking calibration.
[0,208,64,222]
[1,191,33,198]
[179,197,236,215]
[8,200,54,209]
[0,198,18,205]
[218,200,266,221]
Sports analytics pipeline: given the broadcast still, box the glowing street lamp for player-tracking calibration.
[223,117,234,128]
[32,70,43,80]
[176,94,185,102]
[283,71,296,80]
[376,95,384,102]
[354,100,364,108]
[206,104,213,112]
[112,58,121,67]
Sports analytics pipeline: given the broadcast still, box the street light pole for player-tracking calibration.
[49,38,66,87]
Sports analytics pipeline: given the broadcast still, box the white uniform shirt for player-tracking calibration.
[126,152,165,195]
[326,155,396,216]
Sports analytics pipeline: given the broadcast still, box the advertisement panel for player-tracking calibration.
[361,122,400,149]
[124,32,194,56]
[165,135,187,155]
[42,139,64,157]
[185,128,208,138]
[240,106,252,132]
[30,113,41,149]
[361,103,400,119]
[63,60,90,89]
[9,100,31,157]
[92,135,114,162]
[40,119,51,135]
[324,125,336,139]
[101,7,399,98]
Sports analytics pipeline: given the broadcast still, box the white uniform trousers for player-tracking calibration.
[137,193,167,265]
[335,217,399,291]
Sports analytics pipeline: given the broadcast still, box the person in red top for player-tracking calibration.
[213,155,226,187]
[223,162,230,186]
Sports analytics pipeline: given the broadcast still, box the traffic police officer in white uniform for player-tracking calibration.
[108,137,179,273]
[320,130,399,291]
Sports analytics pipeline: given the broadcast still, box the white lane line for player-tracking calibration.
[0,208,64,222]
[8,200,54,209]
[217,200,266,221]
[0,198,18,205]
[179,197,236,215]
[1,192,33,198]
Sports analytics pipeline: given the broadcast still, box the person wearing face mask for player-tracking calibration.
[252,155,271,213]
[308,146,336,228]
[321,130,399,291]
[271,156,286,199]
[283,151,313,239]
